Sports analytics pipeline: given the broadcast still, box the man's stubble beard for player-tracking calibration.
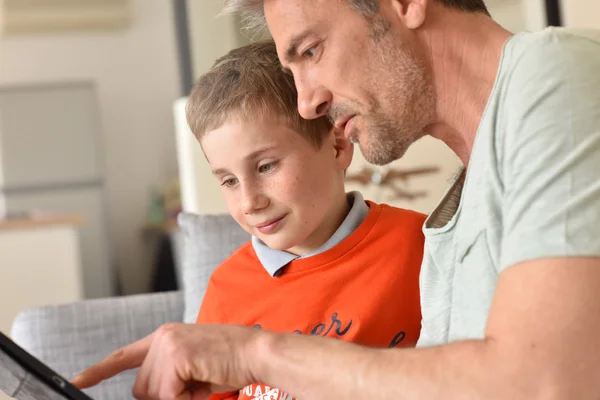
[358,29,436,166]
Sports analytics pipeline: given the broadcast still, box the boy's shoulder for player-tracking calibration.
[350,201,426,261]
[209,240,260,279]
[371,201,427,230]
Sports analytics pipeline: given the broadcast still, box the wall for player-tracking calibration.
[487,0,547,32]
[489,0,599,32]
[186,0,245,80]
[0,111,4,218]
[562,0,600,28]
[0,0,181,295]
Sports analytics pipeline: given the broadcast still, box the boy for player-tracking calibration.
[186,41,425,400]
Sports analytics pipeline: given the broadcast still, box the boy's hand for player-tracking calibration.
[71,323,262,400]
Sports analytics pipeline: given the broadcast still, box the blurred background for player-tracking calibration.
[0,0,596,334]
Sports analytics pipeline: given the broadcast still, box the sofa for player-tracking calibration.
[9,212,250,400]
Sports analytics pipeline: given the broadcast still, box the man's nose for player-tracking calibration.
[297,82,333,120]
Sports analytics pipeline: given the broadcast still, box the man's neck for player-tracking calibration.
[420,7,513,166]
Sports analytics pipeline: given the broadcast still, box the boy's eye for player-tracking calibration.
[221,178,238,187]
[258,162,276,173]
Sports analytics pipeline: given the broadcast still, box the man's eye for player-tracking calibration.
[258,162,276,173]
[221,178,238,187]
[302,47,316,58]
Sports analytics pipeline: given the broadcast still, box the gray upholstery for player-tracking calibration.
[10,291,183,400]
[8,213,249,399]
[177,212,250,323]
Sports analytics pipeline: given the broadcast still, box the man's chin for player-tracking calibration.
[361,147,402,166]
[359,138,411,166]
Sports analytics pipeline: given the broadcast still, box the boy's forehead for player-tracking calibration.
[201,117,292,151]
[201,117,317,161]
[209,113,296,135]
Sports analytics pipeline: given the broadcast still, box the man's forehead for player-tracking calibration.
[263,0,327,37]
[263,0,322,19]
[263,0,328,61]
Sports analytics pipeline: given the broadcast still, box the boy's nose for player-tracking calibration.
[242,188,269,215]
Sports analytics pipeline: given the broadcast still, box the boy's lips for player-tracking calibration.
[254,214,287,234]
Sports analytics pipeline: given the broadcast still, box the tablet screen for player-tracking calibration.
[0,332,93,400]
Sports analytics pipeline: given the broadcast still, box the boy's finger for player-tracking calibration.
[71,334,153,388]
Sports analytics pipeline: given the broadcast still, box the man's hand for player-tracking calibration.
[71,323,263,400]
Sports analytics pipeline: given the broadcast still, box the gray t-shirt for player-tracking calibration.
[417,27,600,347]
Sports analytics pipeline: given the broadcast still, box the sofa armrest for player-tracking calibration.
[9,290,184,400]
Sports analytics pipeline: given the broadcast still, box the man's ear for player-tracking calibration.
[331,127,354,171]
[390,0,427,29]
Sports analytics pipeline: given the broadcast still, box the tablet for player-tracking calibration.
[0,331,93,400]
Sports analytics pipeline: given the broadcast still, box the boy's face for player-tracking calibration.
[201,117,353,255]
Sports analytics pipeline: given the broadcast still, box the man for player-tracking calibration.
[72,0,600,398]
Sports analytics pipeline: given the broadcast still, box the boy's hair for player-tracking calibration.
[185,41,331,148]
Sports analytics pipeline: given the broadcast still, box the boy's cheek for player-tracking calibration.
[223,194,242,219]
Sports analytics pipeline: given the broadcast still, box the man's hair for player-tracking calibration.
[224,0,489,33]
[186,41,331,147]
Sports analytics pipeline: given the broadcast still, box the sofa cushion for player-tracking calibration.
[10,291,183,400]
[177,212,250,324]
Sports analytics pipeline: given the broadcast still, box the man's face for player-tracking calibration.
[265,0,436,165]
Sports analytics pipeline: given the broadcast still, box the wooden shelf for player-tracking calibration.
[0,215,85,231]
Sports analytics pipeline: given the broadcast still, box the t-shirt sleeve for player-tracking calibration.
[500,30,600,270]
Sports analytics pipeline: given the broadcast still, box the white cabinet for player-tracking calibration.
[0,82,115,299]
[0,217,83,336]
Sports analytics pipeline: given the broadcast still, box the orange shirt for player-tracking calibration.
[197,202,426,400]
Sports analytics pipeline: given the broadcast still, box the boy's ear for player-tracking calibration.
[331,127,354,171]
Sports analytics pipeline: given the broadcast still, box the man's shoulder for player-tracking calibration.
[551,27,600,44]
[525,26,600,44]
[506,27,600,71]
[497,26,600,146]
